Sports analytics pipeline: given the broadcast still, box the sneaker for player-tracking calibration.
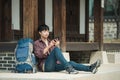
[66,66,79,74]
[90,59,101,74]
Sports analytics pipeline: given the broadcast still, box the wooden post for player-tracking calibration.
[23,0,38,39]
[61,0,66,52]
[53,0,66,52]
[3,0,12,41]
[0,0,2,40]
[94,0,104,51]
[85,0,89,42]
[53,0,62,39]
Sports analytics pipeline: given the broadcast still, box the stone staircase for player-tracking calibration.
[0,64,120,80]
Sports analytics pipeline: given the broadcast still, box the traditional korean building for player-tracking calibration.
[0,0,120,71]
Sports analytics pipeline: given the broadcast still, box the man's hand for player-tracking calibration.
[43,39,60,55]
[43,40,55,55]
[49,40,56,47]
[53,38,60,47]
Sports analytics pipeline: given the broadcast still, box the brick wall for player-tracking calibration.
[0,52,15,72]
[69,51,91,63]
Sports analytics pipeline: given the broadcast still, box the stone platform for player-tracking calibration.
[0,64,120,80]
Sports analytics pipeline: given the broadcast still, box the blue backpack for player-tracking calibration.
[15,38,36,73]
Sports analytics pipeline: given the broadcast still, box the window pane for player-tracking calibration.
[89,0,120,17]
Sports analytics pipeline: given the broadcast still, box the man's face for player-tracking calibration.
[39,30,49,39]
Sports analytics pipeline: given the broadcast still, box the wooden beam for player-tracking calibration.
[53,0,66,52]
[94,0,104,51]
[66,42,99,51]
[23,0,38,40]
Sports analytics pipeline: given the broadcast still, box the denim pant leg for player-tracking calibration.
[55,64,65,71]
[69,61,91,71]
[45,47,71,72]
[54,61,91,72]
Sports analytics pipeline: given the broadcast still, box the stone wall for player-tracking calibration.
[89,20,117,42]
[106,50,120,64]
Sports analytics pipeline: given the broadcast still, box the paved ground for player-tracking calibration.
[0,64,120,80]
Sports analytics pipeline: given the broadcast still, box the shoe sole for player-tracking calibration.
[96,59,101,68]
[92,59,101,74]
[92,68,98,74]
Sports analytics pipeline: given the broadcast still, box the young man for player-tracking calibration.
[33,24,101,74]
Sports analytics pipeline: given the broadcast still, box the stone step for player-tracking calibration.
[0,64,120,80]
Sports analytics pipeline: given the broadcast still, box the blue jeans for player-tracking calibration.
[45,47,91,72]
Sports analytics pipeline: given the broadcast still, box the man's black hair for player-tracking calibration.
[38,24,49,32]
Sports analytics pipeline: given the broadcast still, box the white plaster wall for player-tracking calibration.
[45,0,53,32]
[80,0,85,34]
[12,0,20,30]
